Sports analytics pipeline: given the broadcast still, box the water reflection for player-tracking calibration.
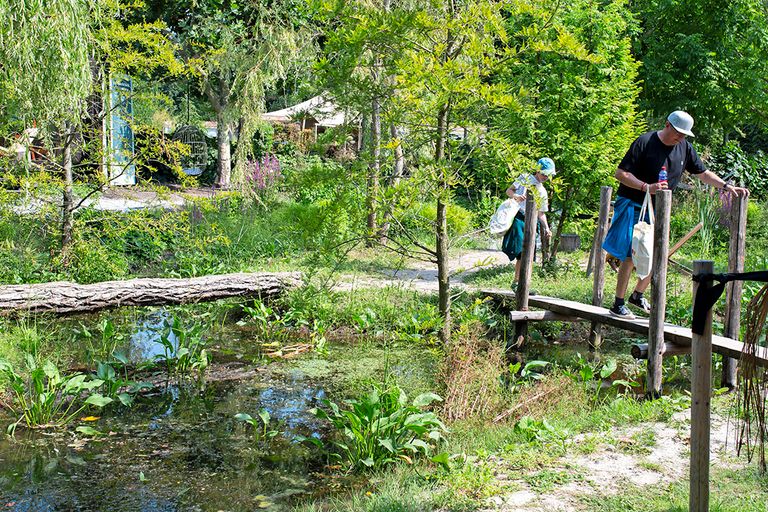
[0,377,327,511]
[128,309,175,363]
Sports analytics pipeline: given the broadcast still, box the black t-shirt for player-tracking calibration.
[617,131,706,204]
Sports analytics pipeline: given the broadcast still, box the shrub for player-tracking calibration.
[308,384,446,471]
[0,356,112,431]
[395,201,474,239]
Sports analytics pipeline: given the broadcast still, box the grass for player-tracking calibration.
[580,466,768,512]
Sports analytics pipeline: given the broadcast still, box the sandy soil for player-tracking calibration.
[481,411,742,511]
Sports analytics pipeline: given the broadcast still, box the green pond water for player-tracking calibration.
[0,308,646,511]
[0,309,439,511]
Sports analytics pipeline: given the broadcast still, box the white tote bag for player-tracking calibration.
[631,190,655,279]
[488,199,521,237]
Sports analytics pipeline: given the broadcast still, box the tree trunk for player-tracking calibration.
[206,77,232,189]
[377,124,405,243]
[436,103,451,345]
[216,109,231,188]
[0,272,301,316]
[61,122,74,254]
[549,186,574,261]
[390,124,405,185]
[367,85,381,243]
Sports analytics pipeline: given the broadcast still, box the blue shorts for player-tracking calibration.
[602,196,647,260]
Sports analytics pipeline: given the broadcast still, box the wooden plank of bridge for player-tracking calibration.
[481,289,768,365]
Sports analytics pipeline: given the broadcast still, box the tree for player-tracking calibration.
[495,0,641,260]
[147,0,309,187]
[315,0,415,240]
[392,0,516,344]
[632,0,768,143]
[1,0,183,255]
[0,0,93,251]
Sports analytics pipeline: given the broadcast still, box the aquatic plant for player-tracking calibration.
[507,360,549,394]
[566,354,638,406]
[156,316,209,379]
[94,359,152,407]
[235,409,278,439]
[307,385,447,471]
[0,355,112,432]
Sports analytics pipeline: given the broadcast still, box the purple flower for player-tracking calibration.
[247,153,282,191]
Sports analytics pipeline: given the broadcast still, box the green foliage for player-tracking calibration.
[307,385,447,471]
[395,202,474,239]
[0,356,112,431]
[507,360,549,394]
[566,354,637,407]
[155,315,209,379]
[235,409,279,440]
[709,141,768,200]
[632,0,768,142]
[0,0,92,126]
[494,0,641,240]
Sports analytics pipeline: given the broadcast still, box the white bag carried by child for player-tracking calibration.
[488,199,521,236]
[631,189,655,279]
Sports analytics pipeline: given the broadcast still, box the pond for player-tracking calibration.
[0,308,439,511]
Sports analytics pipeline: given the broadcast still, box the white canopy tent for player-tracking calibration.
[261,95,349,128]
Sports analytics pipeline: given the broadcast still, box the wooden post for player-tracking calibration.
[511,198,538,350]
[722,194,747,389]
[646,190,672,398]
[589,186,612,352]
[585,237,596,277]
[690,260,714,512]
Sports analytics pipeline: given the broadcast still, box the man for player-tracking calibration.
[502,157,555,282]
[602,111,749,319]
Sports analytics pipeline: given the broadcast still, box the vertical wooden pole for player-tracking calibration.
[690,259,714,512]
[722,194,747,389]
[646,190,672,398]
[512,198,538,348]
[589,186,612,352]
[585,237,596,277]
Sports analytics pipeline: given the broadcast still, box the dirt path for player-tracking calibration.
[482,411,740,511]
[334,248,511,293]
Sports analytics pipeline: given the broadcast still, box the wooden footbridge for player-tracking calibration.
[484,187,767,511]
[481,289,768,363]
[484,187,768,384]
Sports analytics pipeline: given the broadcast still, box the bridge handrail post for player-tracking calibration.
[690,259,714,512]
[512,198,538,349]
[589,186,612,352]
[722,193,747,388]
[647,189,671,398]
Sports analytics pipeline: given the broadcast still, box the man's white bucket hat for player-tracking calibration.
[667,110,695,137]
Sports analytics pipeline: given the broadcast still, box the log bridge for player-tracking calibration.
[489,188,766,397]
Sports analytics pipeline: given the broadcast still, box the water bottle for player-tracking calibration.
[658,166,668,186]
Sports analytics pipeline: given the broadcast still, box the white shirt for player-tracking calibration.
[512,173,549,213]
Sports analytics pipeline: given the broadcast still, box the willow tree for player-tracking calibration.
[1,0,183,255]
[0,0,93,251]
[148,0,308,188]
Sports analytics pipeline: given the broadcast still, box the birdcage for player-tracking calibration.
[172,125,208,176]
